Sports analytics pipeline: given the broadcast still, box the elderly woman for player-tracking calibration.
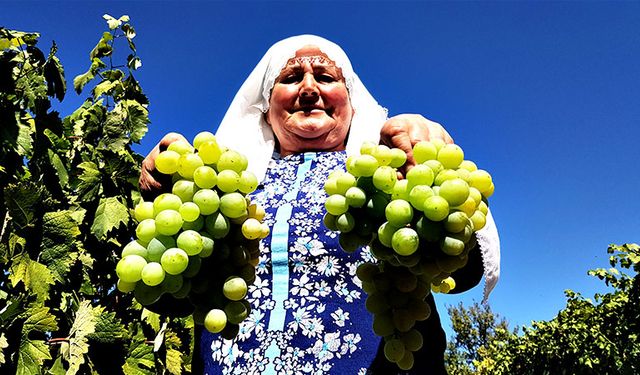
[140,35,499,374]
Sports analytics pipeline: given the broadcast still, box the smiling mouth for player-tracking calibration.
[294,107,332,115]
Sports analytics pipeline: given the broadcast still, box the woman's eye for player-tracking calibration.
[280,75,301,84]
[316,74,336,83]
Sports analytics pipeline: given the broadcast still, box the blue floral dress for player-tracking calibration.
[200,151,446,375]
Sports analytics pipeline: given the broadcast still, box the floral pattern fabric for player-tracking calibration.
[201,151,380,374]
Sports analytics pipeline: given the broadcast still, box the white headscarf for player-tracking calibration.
[215,34,500,301]
[215,34,388,182]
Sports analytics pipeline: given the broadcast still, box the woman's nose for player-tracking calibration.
[299,73,319,100]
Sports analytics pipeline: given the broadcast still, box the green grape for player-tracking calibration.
[335,172,357,195]
[353,154,379,177]
[367,192,391,219]
[440,236,465,256]
[356,176,376,194]
[360,141,377,155]
[204,309,227,333]
[172,279,192,299]
[423,195,450,222]
[220,192,248,219]
[470,210,487,230]
[468,187,483,205]
[173,180,198,203]
[146,235,175,262]
[389,148,408,168]
[193,131,216,150]
[406,164,435,187]
[335,212,356,232]
[238,171,258,194]
[431,138,446,151]
[325,194,349,216]
[198,140,222,164]
[122,240,148,258]
[116,255,147,283]
[434,169,459,186]
[397,350,415,370]
[385,199,414,227]
[141,262,165,286]
[408,298,431,321]
[134,283,164,305]
[323,213,338,231]
[459,160,478,172]
[183,215,205,231]
[424,159,444,177]
[444,211,469,233]
[372,166,397,192]
[384,339,406,363]
[442,276,456,291]
[394,272,418,293]
[177,153,204,179]
[179,202,201,222]
[372,145,393,166]
[377,221,399,248]
[372,312,395,337]
[345,155,357,175]
[456,167,471,182]
[155,209,183,236]
[183,256,202,278]
[217,150,245,173]
[167,140,194,155]
[134,201,155,222]
[451,224,473,243]
[324,178,340,196]
[153,193,182,213]
[468,169,493,193]
[155,150,181,175]
[220,322,240,340]
[217,169,240,193]
[160,248,189,275]
[223,277,248,301]
[161,274,184,294]
[135,219,156,244]
[397,252,421,268]
[477,200,488,215]
[199,232,215,257]
[483,183,495,198]
[401,329,424,351]
[365,293,389,314]
[393,308,416,332]
[117,279,136,293]
[392,227,419,256]
[437,144,464,169]
[439,178,470,206]
[192,189,220,215]
[413,141,438,163]
[177,230,203,256]
[205,212,230,239]
[193,166,217,189]
[391,179,410,201]
[408,185,434,211]
[345,186,367,208]
[356,262,379,282]
[241,218,263,240]
[455,195,477,217]
[225,301,248,324]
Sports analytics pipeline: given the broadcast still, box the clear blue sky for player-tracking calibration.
[3,1,639,337]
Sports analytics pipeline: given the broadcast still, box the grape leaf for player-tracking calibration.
[141,309,160,332]
[76,161,102,201]
[4,182,42,229]
[0,333,8,364]
[122,330,154,375]
[88,310,128,344]
[73,58,106,94]
[15,112,35,157]
[22,306,59,333]
[47,355,66,375]
[40,211,80,282]
[48,149,69,188]
[91,197,129,240]
[62,301,97,375]
[17,337,51,375]
[10,254,55,301]
[165,348,183,375]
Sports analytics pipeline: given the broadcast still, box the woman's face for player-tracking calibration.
[266,45,353,156]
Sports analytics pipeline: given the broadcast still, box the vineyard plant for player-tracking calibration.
[1,16,194,374]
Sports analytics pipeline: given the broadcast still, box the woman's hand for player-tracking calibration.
[379,114,453,177]
[139,132,189,200]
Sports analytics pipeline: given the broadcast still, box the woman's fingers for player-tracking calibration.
[139,132,189,200]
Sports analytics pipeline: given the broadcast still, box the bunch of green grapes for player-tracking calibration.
[323,140,494,370]
[115,131,269,339]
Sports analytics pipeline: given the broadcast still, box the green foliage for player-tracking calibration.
[450,244,640,374]
[445,300,513,375]
[0,16,194,374]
